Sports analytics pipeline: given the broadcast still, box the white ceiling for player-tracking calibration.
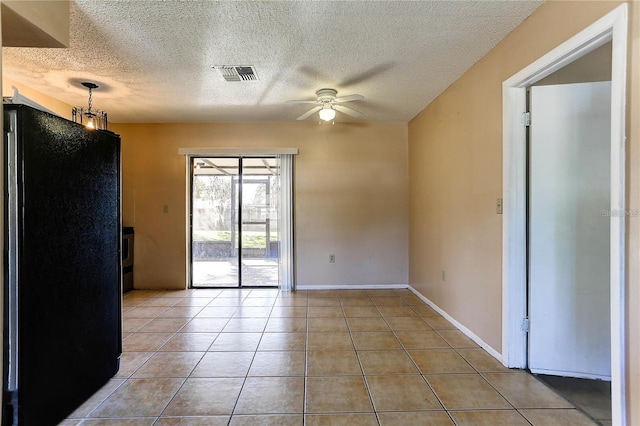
[2,0,543,124]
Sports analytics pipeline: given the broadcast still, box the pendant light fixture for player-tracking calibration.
[72,82,108,130]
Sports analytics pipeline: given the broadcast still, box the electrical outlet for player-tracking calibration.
[329,254,336,263]
[442,270,446,281]
[163,204,169,214]
[496,198,503,214]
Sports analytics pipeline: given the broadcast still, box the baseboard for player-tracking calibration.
[296,283,409,291]
[407,285,504,364]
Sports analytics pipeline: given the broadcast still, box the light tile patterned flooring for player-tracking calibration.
[61,289,597,425]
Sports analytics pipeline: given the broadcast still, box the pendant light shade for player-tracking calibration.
[72,82,108,130]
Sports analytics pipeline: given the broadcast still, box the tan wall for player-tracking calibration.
[1,0,69,47]
[0,81,410,292]
[535,42,612,86]
[3,77,73,117]
[408,0,639,421]
[110,122,409,291]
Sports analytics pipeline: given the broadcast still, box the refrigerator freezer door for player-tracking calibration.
[3,105,122,425]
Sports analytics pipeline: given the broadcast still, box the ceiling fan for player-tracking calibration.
[287,88,364,122]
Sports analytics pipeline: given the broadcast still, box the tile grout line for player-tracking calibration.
[515,373,601,425]
[412,301,528,423]
[92,291,187,422]
[343,293,382,426]
[216,290,263,422]
[302,290,310,426]
[134,291,207,423]
[226,289,307,423]
[124,290,234,423]
[79,288,595,424]
[398,290,463,426]
[383,291,453,423]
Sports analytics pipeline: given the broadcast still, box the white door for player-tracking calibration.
[528,81,611,380]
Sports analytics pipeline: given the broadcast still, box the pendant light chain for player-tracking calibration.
[87,86,93,113]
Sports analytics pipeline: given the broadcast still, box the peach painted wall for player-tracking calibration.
[110,121,409,291]
[3,77,73,117]
[408,0,639,421]
[0,82,409,294]
[1,0,69,47]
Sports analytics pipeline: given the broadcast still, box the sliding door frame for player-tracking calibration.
[181,147,298,290]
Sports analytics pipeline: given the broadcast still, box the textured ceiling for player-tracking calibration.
[3,0,543,123]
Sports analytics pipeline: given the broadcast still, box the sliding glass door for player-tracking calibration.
[240,159,280,286]
[191,157,280,288]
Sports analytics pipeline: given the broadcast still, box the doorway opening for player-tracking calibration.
[190,157,281,288]
[502,4,627,424]
[527,78,612,424]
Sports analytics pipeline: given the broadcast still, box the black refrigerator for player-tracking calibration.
[2,104,122,425]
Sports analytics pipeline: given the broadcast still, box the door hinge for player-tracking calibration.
[522,112,531,127]
[521,318,530,333]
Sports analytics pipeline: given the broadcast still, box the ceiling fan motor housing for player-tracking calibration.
[316,88,338,103]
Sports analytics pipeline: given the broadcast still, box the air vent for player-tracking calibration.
[213,65,258,82]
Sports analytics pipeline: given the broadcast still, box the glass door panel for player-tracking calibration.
[191,157,239,288]
[241,158,280,287]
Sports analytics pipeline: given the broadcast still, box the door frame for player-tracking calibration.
[188,156,281,289]
[501,4,627,424]
[180,147,298,289]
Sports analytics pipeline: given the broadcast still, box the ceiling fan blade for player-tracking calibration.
[334,104,362,118]
[286,99,318,104]
[296,106,322,120]
[334,94,364,103]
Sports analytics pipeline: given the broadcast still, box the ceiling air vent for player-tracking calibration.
[213,65,258,82]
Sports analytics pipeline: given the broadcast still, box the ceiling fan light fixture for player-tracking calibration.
[319,106,336,122]
[289,88,364,122]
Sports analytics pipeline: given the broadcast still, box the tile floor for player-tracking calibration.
[61,288,597,425]
[537,375,611,426]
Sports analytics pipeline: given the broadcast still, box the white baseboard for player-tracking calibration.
[296,283,409,291]
[408,285,504,364]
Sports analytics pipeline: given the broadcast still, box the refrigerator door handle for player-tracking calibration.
[5,110,19,393]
